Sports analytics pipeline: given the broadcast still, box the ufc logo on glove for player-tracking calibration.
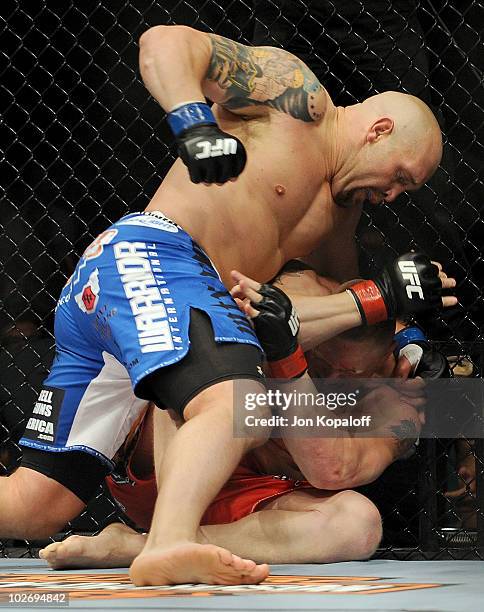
[398,261,424,299]
[195,138,238,159]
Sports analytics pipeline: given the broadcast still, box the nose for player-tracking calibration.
[384,185,406,203]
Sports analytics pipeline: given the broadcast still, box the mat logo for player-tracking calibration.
[195,137,237,159]
[398,260,424,299]
[0,573,443,600]
[75,268,100,314]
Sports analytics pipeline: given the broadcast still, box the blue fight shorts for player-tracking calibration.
[19,212,263,493]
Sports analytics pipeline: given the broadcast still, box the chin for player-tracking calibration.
[334,192,355,209]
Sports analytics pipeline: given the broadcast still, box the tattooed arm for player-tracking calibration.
[139,25,327,121]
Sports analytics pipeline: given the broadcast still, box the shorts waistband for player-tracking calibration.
[117,211,223,281]
[130,210,183,230]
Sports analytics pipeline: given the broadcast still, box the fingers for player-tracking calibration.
[442,296,458,308]
[230,270,263,304]
[444,485,467,499]
[231,270,262,292]
[392,355,413,379]
[234,296,260,319]
[243,300,260,319]
[393,377,426,394]
[432,262,458,308]
[439,274,456,289]
[231,283,263,304]
[444,470,476,498]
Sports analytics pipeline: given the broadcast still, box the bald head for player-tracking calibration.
[333,92,443,208]
[363,92,443,178]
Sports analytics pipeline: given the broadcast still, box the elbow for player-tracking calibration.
[139,25,193,72]
[139,24,189,49]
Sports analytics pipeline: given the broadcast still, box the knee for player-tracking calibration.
[306,490,382,562]
[335,491,382,559]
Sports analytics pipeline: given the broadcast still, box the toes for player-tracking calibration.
[217,547,237,566]
[247,563,270,583]
[39,541,64,561]
[236,556,257,573]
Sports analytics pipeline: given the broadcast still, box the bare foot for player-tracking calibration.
[39,523,145,569]
[129,543,269,586]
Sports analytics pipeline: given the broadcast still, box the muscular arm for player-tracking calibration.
[139,25,327,120]
[283,379,422,489]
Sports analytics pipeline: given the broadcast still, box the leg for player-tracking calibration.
[200,489,382,564]
[40,523,145,569]
[42,489,381,569]
[130,378,270,586]
[0,467,84,539]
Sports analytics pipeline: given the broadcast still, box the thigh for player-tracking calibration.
[264,488,345,512]
[4,467,85,537]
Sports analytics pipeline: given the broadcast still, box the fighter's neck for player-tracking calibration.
[317,105,348,183]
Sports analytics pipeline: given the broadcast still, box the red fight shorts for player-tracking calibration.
[105,454,316,531]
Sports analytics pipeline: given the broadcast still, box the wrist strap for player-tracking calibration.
[394,327,427,353]
[166,102,216,136]
[348,281,388,325]
[268,345,307,379]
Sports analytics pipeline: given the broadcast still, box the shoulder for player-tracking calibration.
[204,34,331,123]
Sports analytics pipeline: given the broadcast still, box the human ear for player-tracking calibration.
[367,117,394,142]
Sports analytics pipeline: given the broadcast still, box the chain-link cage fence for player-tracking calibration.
[1,0,483,559]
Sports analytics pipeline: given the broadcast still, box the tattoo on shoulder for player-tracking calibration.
[206,34,326,122]
[390,419,418,458]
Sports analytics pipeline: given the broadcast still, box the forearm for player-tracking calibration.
[282,377,422,489]
[279,373,364,487]
[289,292,362,351]
[139,25,211,112]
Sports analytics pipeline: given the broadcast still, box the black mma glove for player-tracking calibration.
[167,102,247,184]
[348,252,442,325]
[251,284,307,379]
[394,326,451,380]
